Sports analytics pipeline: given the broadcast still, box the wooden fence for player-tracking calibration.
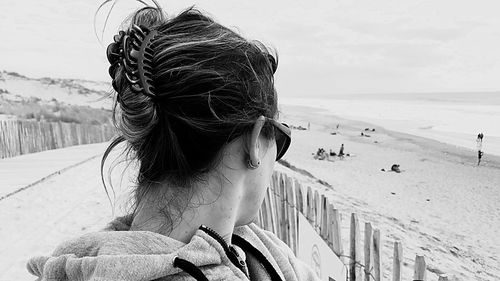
[0,120,115,159]
[256,171,450,281]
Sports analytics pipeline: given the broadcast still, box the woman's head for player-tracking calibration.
[102,5,282,223]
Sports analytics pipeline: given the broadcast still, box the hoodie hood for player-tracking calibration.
[27,215,249,281]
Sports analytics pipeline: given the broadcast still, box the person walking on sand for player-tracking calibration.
[27,4,319,281]
[478,150,484,166]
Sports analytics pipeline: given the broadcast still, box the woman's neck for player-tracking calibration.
[129,177,244,244]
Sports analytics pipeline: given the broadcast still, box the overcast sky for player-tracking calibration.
[1,0,499,97]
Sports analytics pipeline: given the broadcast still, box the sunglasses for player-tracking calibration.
[266,118,291,161]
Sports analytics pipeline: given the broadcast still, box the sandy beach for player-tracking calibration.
[279,104,500,281]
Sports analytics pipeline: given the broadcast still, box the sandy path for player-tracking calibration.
[0,145,133,281]
[0,143,109,199]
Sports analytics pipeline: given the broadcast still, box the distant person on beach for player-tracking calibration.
[308,122,311,130]
[314,148,327,160]
[381,164,402,173]
[477,133,484,166]
[391,164,401,173]
[27,4,319,281]
[477,133,483,149]
[338,143,345,158]
[478,151,484,166]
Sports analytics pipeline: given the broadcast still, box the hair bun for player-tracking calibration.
[130,6,165,30]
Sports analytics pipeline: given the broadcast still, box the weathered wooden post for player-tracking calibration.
[320,195,328,240]
[272,173,281,236]
[393,241,403,281]
[279,173,287,243]
[326,203,333,249]
[267,182,277,234]
[350,213,362,281]
[260,190,269,230]
[18,120,24,155]
[330,206,343,257]
[256,207,263,227]
[314,190,320,232]
[364,222,373,281]
[295,179,303,214]
[306,186,314,224]
[285,175,297,254]
[372,229,381,281]
[294,180,304,254]
[413,255,426,281]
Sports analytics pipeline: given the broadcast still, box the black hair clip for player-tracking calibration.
[106,31,125,93]
[267,54,277,74]
[106,25,158,99]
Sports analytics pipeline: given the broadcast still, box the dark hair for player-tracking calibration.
[101,5,279,219]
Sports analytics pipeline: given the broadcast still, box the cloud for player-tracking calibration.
[1,0,500,95]
[394,27,465,42]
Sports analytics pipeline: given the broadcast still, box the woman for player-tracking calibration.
[27,3,320,281]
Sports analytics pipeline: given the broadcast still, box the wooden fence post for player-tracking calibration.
[326,203,333,249]
[314,190,320,232]
[350,213,362,281]
[285,175,297,255]
[279,173,287,243]
[256,207,263,227]
[18,120,24,155]
[260,190,269,231]
[272,173,281,236]
[329,206,343,257]
[364,222,372,281]
[413,255,426,281]
[295,180,303,214]
[33,121,40,153]
[294,181,302,255]
[372,229,381,281]
[306,186,314,224]
[267,180,277,234]
[320,195,328,240]
[393,241,403,281]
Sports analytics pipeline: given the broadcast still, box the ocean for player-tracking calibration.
[281,92,500,157]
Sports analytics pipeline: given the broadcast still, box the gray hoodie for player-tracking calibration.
[27,215,320,281]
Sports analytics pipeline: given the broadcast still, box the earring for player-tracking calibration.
[247,159,260,169]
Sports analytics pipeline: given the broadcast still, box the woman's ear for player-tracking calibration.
[248,116,266,169]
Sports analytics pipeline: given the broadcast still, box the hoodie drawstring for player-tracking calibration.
[173,257,209,281]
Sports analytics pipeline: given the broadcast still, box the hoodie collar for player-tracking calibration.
[27,215,249,281]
